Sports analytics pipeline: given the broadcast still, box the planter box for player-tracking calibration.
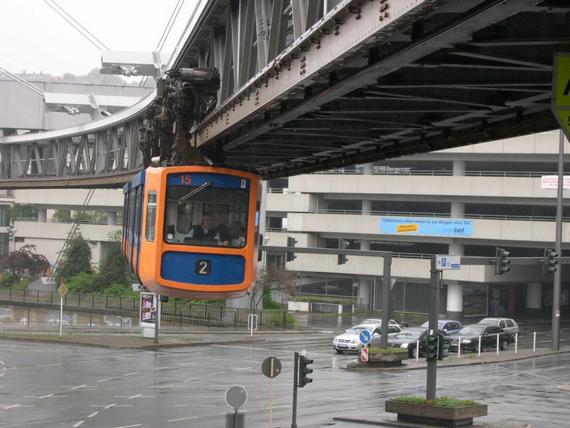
[385,400,487,427]
[369,351,408,365]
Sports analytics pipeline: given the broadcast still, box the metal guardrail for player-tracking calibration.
[0,288,289,329]
[312,169,557,178]
[266,209,570,223]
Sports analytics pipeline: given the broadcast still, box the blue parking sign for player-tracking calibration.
[359,330,372,345]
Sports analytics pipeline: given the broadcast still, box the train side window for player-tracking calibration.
[145,192,157,242]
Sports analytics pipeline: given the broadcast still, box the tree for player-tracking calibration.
[252,264,298,310]
[0,244,50,281]
[56,233,93,283]
[91,236,131,292]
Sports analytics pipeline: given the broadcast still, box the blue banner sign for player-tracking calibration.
[380,217,473,237]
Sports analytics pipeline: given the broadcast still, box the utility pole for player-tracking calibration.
[553,129,565,351]
[426,255,440,400]
[379,254,392,347]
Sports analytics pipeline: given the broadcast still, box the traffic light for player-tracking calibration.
[337,239,349,265]
[425,334,438,362]
[298,354,313,388]
[437,332,448,360]
[286,236,297,262]
[495,247,511,275]
[544,249,558,273]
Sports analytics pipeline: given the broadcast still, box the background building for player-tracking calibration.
[265,130,570,321]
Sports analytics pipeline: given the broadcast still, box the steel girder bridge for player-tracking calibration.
[0,0,569,189]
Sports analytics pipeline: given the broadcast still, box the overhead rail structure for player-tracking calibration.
[0,0,569,188]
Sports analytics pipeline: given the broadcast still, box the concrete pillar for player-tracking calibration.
[446,282,463,321]
[38,208,47,223]
[453,160,466,176]
[107,211,117,225]
[357,278,370,309]
[362,199,372,215]
[360,240,370,251]
[447,242,464,320]
[450,201,465,218]
[526,282,542,317]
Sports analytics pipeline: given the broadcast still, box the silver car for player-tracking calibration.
[478,317,519,335]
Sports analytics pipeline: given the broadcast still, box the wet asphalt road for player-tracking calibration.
[1,334,570,428]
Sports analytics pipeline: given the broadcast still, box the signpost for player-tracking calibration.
[248,313,258,336]
[262,357,282,427]
[551,53,569,351]
[225,384,247,428]
[436,255,461,271]
[57,283,68,337]
[552,53,570,140]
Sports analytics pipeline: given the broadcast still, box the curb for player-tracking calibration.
[342,348,570,371]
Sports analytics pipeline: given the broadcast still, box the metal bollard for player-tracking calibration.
[458,337,462,358]
[478,336,481,357]
[515,333,518,354]
[416,340,419,362]
[533,331,536,352]
[496,334,499,355]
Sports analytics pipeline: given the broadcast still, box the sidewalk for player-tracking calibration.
[345,346,570,372]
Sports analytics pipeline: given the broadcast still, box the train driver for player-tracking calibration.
[187,213,230,246]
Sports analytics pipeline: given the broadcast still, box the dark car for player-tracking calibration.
[371,327,449,358]
[420,319,462,335]
[385,327,428,358]
[449,324,513,353]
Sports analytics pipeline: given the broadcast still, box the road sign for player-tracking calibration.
[436,255,461,270]
[57,284,69,298]
[359,329,372,345]
[261,356,282,378]
[552,53,570,140]
[225,384,248,411]
[360,347,369,362]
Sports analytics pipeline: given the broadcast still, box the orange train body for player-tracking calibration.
[122,166,262,299]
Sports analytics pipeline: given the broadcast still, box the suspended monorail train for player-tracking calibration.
[122,166,262,299]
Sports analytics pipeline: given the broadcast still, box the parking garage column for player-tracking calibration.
[447,242,464,321]
[526,282,542,317]
[453,160,466,176]
[107,211,117,226]
[356,278,371,309]
[38,208,47,223]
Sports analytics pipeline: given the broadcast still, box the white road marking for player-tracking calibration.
[112,425,141,428]
[168,416,198,422]
[4,403,21,410]
[184,377,199,382]
[88,411,99,418]
[73,421,85,427]
[124,372,140,376]
[97,378,114,383]
[104,403,117,409]
[37,363,60,368]
[71,384,87,390]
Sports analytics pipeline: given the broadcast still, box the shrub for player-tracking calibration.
[393,395,479,408]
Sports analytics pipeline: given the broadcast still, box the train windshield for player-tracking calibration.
[164,173,250,248]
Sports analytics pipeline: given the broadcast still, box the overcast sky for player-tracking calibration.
[0,0,199,76]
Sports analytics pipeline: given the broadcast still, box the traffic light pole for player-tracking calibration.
[553,129,564,351]
[427,255,440,400]
[291,352,298,428]
[380,254,392,348]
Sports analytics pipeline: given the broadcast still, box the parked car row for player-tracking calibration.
[332,317,520,357]
[332,321,403,353]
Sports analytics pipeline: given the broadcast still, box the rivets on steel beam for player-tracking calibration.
[349,6,361,19]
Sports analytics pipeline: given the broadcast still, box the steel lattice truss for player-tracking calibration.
[1,0,569,188]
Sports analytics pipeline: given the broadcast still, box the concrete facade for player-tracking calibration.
[265,130,570,321]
